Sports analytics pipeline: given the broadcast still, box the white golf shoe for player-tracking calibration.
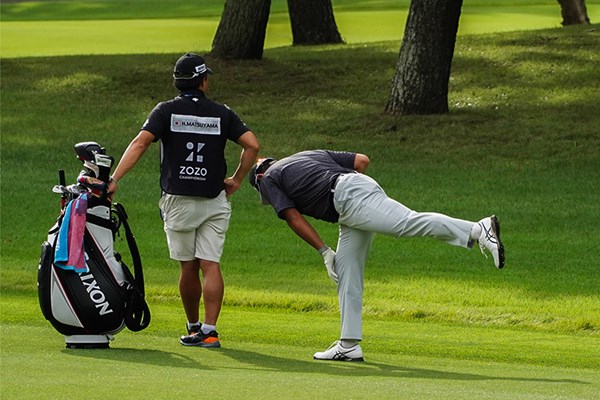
[477,215,505,269]
[313,341,364,362]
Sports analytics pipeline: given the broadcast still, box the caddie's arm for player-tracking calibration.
[108,130,154,197]
[225,130,260,196]
[353,153,370,173]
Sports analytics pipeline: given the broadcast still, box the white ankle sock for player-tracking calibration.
[187,321,201,330]
[201,324,216,334]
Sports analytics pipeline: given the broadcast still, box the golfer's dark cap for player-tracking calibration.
[173,53,213,80]
[249,157,277,192]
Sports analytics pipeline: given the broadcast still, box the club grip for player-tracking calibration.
[58,169,66,186]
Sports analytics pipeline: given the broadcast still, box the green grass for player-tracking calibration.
[1,0,598,22]
[0,0,573,21]
[2,300,599,400]
[2,0,600,58]
[2,2,600,399]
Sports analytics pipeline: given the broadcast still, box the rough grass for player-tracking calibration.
[2,25,599,338]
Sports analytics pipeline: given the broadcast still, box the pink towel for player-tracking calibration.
[65,194,88,272]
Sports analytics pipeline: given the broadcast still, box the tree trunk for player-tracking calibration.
[211,0,272,59]
[287,0,344,45]
[385,0,463,115]
[557,0,590,25]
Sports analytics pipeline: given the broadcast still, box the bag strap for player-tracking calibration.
[112,202,151,331]
[86,213,117,232]
[120,262,151,332]
[112,203,143,293]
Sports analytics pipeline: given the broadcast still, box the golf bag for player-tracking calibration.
[38,142,150,348]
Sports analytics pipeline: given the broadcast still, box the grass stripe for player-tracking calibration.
[5,6,600,58]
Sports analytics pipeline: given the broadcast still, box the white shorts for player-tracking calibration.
[158,191,231,262]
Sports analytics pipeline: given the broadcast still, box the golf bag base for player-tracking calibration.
[65,334,112,349]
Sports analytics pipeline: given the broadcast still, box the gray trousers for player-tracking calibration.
[332,173,475,340]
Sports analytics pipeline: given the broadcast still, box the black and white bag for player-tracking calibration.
[38,142,150,348]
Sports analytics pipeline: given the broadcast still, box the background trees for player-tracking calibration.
[557,0,591,25]
[211,0,272,59]
[211,0,343,59]
[287,0,344,45]
[211,0,592,115]
[385,0,463,115]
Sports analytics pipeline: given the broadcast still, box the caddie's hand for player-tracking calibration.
[107,177,118,200]
[321,247,338,284]
[224,177,241,197]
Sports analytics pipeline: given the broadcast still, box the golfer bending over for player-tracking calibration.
[248,150,504,362]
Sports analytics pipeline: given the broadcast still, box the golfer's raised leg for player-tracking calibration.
[337,174,473,248]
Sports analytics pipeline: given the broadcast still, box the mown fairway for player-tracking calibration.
[1,1,599,399]
[2,0,600,57]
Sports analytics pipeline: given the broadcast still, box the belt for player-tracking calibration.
[330,175,341,193]
[330,172,356,193]
[329,176,341,221]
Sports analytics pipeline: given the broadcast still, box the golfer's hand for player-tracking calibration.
[322,248,338,284]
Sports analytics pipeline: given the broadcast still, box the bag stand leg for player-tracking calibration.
[65,334,114,349]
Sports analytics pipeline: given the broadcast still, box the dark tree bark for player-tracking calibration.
[557,0,590,25]
[211,0,271,59]
[287,0,344,45]
[385,0,463,115]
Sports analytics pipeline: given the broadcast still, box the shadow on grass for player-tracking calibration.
[63,346,589,384]
[61,347,212,370]
[219,348,590,384]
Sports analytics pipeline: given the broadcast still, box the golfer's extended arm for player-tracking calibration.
[109,130,154,191]
[281,208,326,251]
[354,153,370,173]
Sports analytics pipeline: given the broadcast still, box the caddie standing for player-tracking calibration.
[109,53,259,348]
